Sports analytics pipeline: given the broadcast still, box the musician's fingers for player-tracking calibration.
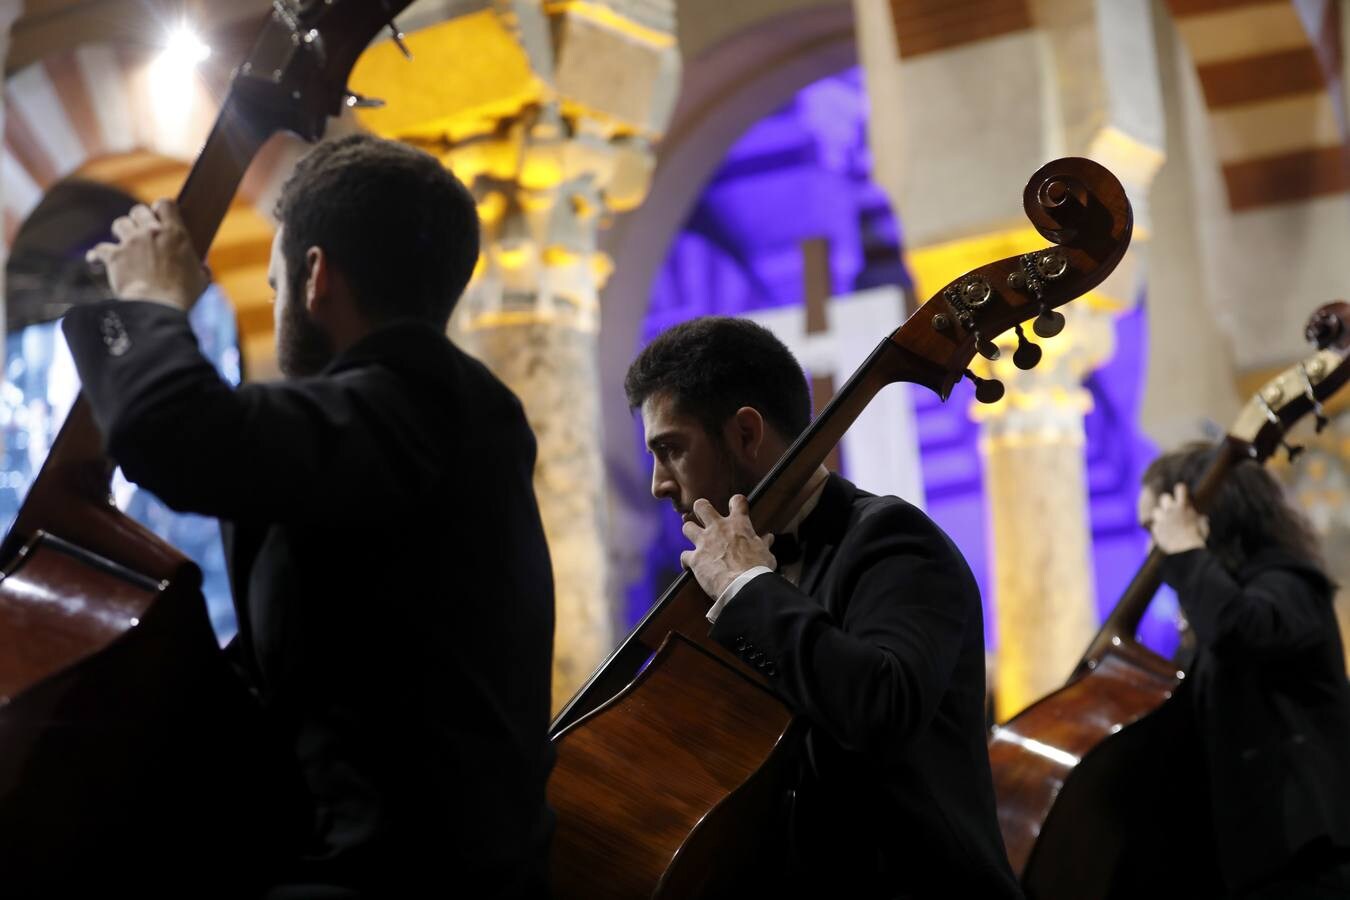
[692,497,718,523]
[111,216,136,241]
[728,494,750,518]
[681,519,702,542]
[679,549,693,570]
[129,204,159,229]
[152,198,184,231]
[86,243,117,266]
[1174,483,1190,507]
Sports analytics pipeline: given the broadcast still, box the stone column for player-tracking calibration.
[973,308,1116,718]
[446,108,664,709]
[351,1,679,711]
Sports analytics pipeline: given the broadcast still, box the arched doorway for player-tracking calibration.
[0,175,243,639]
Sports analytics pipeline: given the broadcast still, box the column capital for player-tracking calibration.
[972,305,1116,442]
[351,1,679,145]
[435,114,658,334]
[359,2,679,335]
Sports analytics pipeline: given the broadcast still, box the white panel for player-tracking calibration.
[8,64,87,173]
[743,285,927,508]
[3,151,43,220]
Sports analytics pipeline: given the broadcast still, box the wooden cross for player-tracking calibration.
[802,236,842,472]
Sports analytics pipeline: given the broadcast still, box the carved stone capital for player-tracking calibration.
[351,1,679,145]
[433,105,658,334]
[972,304,1117,443]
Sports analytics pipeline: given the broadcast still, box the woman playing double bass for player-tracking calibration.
[1141,442,1350,899]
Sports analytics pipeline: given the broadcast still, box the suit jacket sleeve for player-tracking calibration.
[1161,548,1326,660]
[62,300,447,523]
[708,506,969,756]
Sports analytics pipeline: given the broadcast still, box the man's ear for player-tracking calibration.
[726,406,767,463]
[303,246,328,315]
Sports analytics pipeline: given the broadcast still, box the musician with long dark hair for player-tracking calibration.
[1143,441,1350,899]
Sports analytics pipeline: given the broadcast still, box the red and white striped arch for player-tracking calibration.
[1165,0,1349,211]
[2,44,303,353]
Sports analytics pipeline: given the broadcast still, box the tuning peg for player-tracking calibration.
[388,20,413,59]
[1299,364,1329,433]
[975,331,1001,361]
[1033,305,1065,338]
[1283,441,1305,463]
[345,91,386,109]
[1306,305,1346,350]
[965,369,1005,404]
[1012,323,1042,370]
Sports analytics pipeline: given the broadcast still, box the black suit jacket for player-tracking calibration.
[1162,547,1350,892]
[63,301,556,897]
[709,474,1022,899]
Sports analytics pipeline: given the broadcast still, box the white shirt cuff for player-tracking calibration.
[707,566,774,624]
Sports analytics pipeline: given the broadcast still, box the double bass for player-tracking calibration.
[0,3,413,893]
[988,301,1350,899]
[547,157,1134,897]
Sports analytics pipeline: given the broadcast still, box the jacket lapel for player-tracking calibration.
[799,474,855,600]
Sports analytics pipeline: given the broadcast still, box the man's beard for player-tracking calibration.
[277,277,335,378]
[728,457,760,505]
[702,437,761,516]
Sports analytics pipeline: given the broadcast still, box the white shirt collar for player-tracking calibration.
[779,468,830,538]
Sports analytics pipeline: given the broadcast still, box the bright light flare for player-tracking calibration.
[155,27,211,73]
[148,25,211,142]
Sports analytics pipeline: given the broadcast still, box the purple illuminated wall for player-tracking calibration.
[630,66,1178,661]
[1084,301,1178,657]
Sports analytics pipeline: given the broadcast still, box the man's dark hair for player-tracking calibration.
[1143,441,1324,571]
[274,134,479,328]
[625,316,812,441]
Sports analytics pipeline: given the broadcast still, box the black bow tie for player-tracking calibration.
[772,532,803,569]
